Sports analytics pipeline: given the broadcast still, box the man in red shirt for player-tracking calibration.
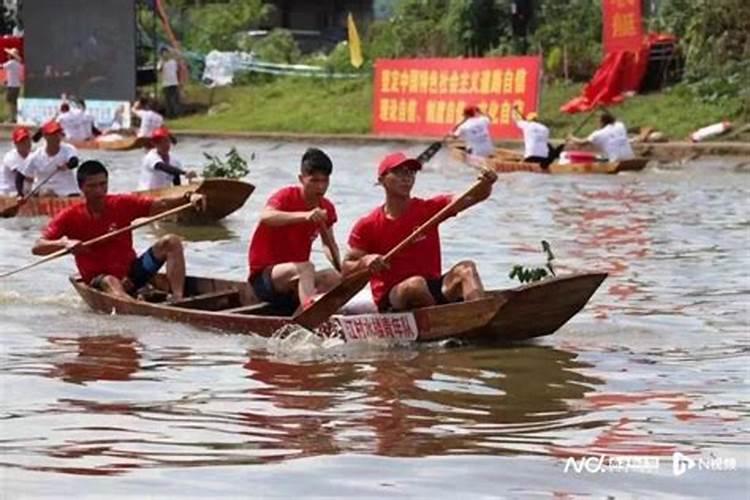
[248,148,340,313]
[31,160,205,300]
[343,151,497,312]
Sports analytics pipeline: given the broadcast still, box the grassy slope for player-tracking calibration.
[172,77,740,140]
[2,77,738,140]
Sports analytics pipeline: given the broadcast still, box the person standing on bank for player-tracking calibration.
[247,148,341,313]
[3,47,23,123]
[158,47,181,118]
[138,127,196,190]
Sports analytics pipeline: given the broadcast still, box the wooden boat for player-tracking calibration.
[70,134,144,151]
[70,272,607,343]
[448,143,648,174]
[0,178,254,223]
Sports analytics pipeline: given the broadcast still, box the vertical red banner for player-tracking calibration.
[372,57,542,139]
[603,0,644,53]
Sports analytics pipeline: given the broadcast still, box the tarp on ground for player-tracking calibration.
[561,33,677,114]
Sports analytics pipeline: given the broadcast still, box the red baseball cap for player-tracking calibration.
[41,120,63,135]
[151,126,171,141]
[377,152,422,177]
[12,126,30,143]
[463,104,480,117]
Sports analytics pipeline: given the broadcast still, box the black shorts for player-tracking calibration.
[249,267,299,313]
[90,247,165,292]
[379,274,449,312]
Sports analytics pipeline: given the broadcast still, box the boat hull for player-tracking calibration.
[0,178,254,222]
[449,144,648,174]
[70,272,607,343]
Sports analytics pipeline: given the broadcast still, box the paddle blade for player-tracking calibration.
[415,141,443,165]
[293,269,371,330]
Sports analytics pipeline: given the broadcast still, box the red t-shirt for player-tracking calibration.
[42,194,154,283]
[348,195,453,308]
[248,186,337,279]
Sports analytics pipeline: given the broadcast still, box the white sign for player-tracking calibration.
[335,312,419,342]
[17,98,131,130]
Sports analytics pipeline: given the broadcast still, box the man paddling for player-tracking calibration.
[512,106,557,168]
[32,160,205,301]
[138,126,196,190]
[567,111,635,161]
[342,152,497,312]
[0,127,33,197]
[17,120,80,197]
[450,104,494,158]
[247,148,341,313]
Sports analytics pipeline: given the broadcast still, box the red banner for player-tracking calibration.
[603,0,644,53]
[372,57,542,139]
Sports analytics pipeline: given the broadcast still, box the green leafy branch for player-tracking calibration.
[202,147,251,179]
[509,240,557,284]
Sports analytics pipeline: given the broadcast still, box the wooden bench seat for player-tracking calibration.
[169,289,241,310]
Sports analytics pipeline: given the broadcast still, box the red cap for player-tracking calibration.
[377,152,422,177]
[40,120,63,135]
[11,126,30,143]
[151,126,171,141]
[463,104,480,117]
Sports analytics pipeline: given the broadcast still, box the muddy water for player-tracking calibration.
[0,139,747,498]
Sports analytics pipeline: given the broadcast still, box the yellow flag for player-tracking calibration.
[347,12,363,68]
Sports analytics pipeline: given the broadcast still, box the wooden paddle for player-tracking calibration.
[293,178,489,330]
[0,202,195,279]
[0,166,62,218]
[415,116,472,165]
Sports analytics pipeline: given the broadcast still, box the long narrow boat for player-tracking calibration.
[70,134,144,151]
[70,272,607,343]
[449,143,648,174]
[0,178,254,223]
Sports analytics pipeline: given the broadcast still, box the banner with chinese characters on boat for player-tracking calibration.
[372,56,542,139]
[602,0,644,53]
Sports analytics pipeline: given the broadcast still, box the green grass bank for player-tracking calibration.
[170,78,746,141]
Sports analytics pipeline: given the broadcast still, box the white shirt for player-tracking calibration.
[0,148,31,195]
[3,59,22,88]
[514,119,550,159]
[455,115,494,157]
[20,143,80,196]
[133,109,164,138]
[139,148,182,190]
[57,110,86,142]
[587,122,635,161]
[160,58,179,87]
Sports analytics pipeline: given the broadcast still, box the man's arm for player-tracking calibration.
[32,236,80,256]
[148,192,205,216]
[342,247,388,277]
[259,206,326,227]
[319,224,341,272]
[448,168,498,214]
[15,170,31,197]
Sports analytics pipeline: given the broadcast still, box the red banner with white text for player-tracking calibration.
[372,57,542,139]
[603,0,644,53]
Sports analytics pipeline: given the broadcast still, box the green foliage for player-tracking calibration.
[182,0,271,53]
[242,29,302,64]
[530,0,602,81]
[509,241,556,284]
[202,148,250,179]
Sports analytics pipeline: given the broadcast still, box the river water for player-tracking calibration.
[0,139,748,498]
